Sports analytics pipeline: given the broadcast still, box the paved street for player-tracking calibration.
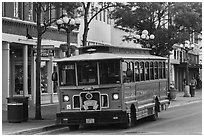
[37,101,202,135]
[2,89,202,135]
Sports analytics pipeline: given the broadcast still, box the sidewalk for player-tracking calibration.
[2,89,202,135]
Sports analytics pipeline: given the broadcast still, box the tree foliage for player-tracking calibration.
[111,2,202,56]
[80,2,118,46]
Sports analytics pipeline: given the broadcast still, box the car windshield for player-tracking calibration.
[58,60,121,86]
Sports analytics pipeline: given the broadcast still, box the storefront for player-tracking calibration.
[2,17,79,110]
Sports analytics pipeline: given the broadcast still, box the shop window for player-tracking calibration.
[41,61,48,93]
[15,65,23,95]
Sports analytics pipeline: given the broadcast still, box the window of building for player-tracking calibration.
[99,11,102,21]
[41,61,48,93]
[174,50,176,59]
[177,50,180,60]
[2,2,5,17]
[180,51,183,62]
[14,2,19,18]
[107,9,110,24]
[103,9,106,22]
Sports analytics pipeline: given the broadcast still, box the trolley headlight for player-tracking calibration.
[112,93,119,100]
[63,95,70,102]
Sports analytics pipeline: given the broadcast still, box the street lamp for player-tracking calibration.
[123,29,155,47]
[56,13,81,57]
[134,30,155,47]
[181,40,195,97]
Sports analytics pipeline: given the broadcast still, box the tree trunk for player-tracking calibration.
[82,24,89,47]
[35,2,42,120]
[82,2,90,47]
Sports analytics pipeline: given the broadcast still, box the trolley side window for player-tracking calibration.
[59,63,76,86]
[122,61,134,83]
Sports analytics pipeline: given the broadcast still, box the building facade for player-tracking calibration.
[2,2,80,110]
[2,2,132,110]
[169,41,202,92]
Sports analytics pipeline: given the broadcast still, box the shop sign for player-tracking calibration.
[33,45,54,57]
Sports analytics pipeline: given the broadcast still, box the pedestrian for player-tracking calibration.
[190,77,197,97]
[190,77,197,87]
[183,79,186,91]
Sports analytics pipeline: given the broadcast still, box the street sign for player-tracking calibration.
[33,45,54,57]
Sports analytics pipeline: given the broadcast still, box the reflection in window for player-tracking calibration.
[77,61,97,85]
[59,63,76,86]
[99,60,120,84]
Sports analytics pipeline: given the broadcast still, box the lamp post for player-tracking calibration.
[134,30,155,47]
[182,40,195,97]
[56,13,80,57]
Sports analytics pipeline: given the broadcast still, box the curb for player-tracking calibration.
[169,99,202,108]
[10,124,66,135]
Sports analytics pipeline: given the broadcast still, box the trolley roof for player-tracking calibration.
[54,52,167,62]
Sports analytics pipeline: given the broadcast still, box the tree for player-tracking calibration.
[80,2,118,46]
[33,2,80,120]
[111,2,202,56]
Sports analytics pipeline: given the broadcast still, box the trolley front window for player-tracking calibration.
[99,60,120,84]
[77,61,98,85]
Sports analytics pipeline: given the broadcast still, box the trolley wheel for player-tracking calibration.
[122,106,136,128]
[68,125,79,131]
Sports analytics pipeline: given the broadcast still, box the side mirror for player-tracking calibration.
[52,72,58,81]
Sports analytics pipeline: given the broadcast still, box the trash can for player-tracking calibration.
[190,85,196,97]
[7,96,29,122]
[7,103,23,123]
